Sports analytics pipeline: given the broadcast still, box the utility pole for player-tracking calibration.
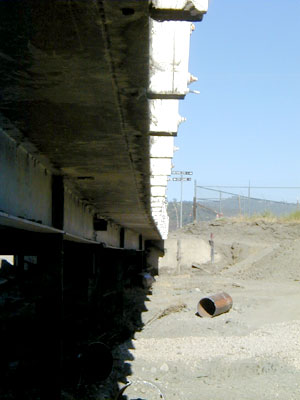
[180,173,183,228]
[172,201,179,229]
[193,180,197,222]
[171,170,193,228]
[248,180,251,216]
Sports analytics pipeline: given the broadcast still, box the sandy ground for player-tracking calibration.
[118,219,300,400]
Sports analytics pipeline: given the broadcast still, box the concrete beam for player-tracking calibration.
[149,20,193,98]
[151,0,208,21]
[0,0,209,245]
[151,186,167,197]
[149,99,186,136]
[150,158,173,176]
[150,136,175,158]
[0,129,53,226]
[151,197,167,207]
[64,188,95,241]
[150,175,168,186]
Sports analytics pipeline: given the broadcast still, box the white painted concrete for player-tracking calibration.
[148,0,210,240]
[149,20,193,97]
[152,204,169,240]
[151,196,167,203]
[150,175,168,186]
[150,158,172,176]
[152,0,208,14]
[150,136,175,158]
[151,186,167,197]
[151,200,167,211]
[149,99,185,135]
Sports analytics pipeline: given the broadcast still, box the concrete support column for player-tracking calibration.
[14,254,24,280]
[52,175,64,230]
[145,241,164,275]
[88,246,103,331]
[62,241,92,386]
[38,234,64,400]
[90,247,127,335]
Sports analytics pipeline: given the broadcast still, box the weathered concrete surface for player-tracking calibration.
[0,3,210,399]
[151,0,208,21]
[0,1,206,244]
[149,99,184,135]
[149,20,193,98]
[159,236,215,274]
[0,0,159,241]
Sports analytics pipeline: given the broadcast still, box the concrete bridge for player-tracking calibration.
[0,1,208,398]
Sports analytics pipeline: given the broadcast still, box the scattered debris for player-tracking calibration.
[192,263,211,273]
[145,303,187,326]
[115,381,132,400]
[141,272,156,289]
[232,282,244,288]
[160,362,169,372]
[115,379,165,400]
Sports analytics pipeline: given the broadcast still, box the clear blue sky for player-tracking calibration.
[168,0,300,203]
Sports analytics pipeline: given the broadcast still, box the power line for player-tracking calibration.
[197,186,297,205]
[199,186,300,189]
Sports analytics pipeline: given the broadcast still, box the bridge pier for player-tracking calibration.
[38,234,64,400]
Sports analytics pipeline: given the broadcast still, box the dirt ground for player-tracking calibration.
[117,219,300,400]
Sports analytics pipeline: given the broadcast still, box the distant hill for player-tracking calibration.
[167,197,298,232]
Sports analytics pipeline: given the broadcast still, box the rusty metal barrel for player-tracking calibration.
[197,292,232,318]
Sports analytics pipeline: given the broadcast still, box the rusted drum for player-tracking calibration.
[197,292,233,318]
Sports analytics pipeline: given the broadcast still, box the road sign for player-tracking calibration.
[172,171,193,175]
[169,173,193,228]
[172,177,191,181]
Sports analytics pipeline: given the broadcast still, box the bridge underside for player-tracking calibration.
[0,1,208,398]
[0,0,160,241]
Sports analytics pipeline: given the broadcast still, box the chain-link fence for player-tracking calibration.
[167,186,300,231]
[195,185,299,221]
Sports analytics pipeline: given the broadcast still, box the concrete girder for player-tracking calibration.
[150,175,168,186]
[0,0,161,242]
[149,20,193,98]
[149,99,186,136]
[150,136,175,158]
[151,0,208,21]
[151,196,167,205]
[151,186,167,197]
[150,158,173,176]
